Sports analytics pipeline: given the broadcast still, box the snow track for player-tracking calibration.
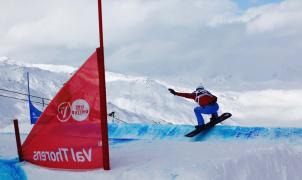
[1,123,302,180]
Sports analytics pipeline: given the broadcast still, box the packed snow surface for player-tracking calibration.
[1,123,302,180]
[22,141,302,180]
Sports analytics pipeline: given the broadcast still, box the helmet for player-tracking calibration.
[196,83,204,91]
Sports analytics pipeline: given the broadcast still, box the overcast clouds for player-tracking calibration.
[1,0,302,86]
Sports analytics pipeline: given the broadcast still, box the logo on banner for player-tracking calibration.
[71,99,90,121]
[57,102,72,122]
[57,99,90,122]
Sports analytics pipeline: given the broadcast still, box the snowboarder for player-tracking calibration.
[168,84,219,128]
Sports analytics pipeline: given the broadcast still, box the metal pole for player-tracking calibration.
[27,72,31,102]
[13,119,23,162]
[97,0,110,170]
[42,98,45,108]
[98,0,104,48]
[27,72,33,123]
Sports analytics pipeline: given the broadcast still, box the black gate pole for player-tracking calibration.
[13,119,23,162]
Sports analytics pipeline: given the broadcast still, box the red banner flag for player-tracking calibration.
[22,51,109,169]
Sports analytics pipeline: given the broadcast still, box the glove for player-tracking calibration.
[168,88,176,95]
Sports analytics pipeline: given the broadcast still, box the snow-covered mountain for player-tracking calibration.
[0,56,71,128]
[1,56,302,130]
[0,56,198,129]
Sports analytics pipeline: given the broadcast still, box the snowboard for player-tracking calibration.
[185,112,232,137]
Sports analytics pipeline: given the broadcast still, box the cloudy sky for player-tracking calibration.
[1,0,302,86]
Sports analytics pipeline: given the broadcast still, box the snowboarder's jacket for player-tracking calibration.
[175,89,217,106]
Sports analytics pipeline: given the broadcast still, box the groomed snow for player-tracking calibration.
[1,123,302,180]
[1,134,302,180]
[22,140,302,180]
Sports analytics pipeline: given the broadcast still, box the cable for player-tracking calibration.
[0,90,128,123]
[0,88,51,101]
[0,94,49,105]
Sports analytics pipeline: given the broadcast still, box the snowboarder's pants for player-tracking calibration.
[194,103,219,125]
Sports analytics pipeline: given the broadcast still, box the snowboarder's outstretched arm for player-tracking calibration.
[168,88,196,100]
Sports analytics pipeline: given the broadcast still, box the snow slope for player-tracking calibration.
[21,141,302,180]
[1,123,302,180]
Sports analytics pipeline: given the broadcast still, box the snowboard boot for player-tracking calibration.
[210,114,219,123]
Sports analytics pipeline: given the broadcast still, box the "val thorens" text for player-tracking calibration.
[33,148,92,162]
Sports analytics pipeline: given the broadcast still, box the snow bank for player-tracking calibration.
[0,159,26,180]
[2,123,302,143]
[215,145,302,180]
[109,123,302,143]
